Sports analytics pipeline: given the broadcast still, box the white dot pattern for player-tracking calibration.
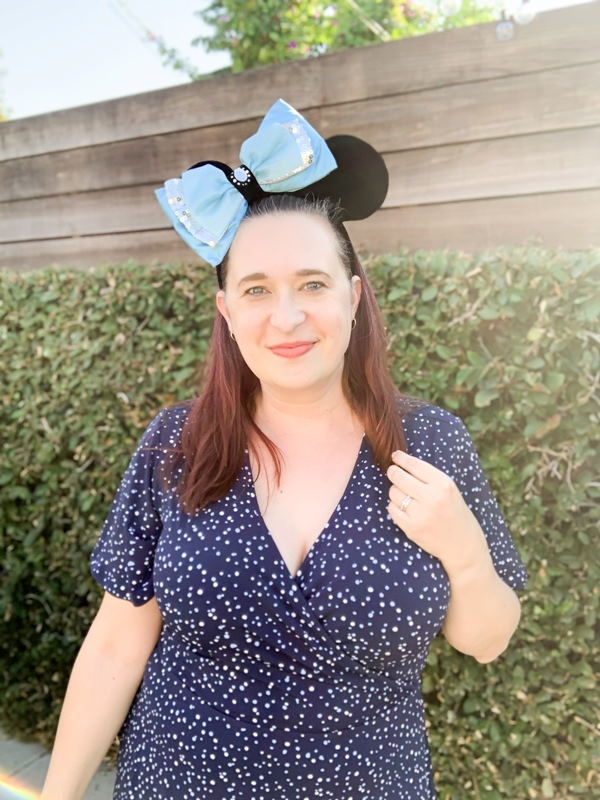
[89,402,528,799]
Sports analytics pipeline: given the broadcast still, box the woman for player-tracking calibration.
[42,99,528,800]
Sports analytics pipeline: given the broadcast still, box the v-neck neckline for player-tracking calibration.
[244,434,367,582]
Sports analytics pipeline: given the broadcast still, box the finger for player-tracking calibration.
[387,500,412,530]
[391,449,445,483]
[388,484,417,511]
[386,463,427,501]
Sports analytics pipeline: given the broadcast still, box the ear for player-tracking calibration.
[215,290,231,327]
[350,276,362,317]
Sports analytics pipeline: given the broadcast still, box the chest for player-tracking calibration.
[248,433,365,577]
[153,442,450,670]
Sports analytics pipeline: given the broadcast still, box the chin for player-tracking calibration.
[270,368,340,392]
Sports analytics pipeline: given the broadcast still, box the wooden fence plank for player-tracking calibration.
[347,190,600,255]
[319,61,600,151]
[2,191,597,275]
[385,126,600,204]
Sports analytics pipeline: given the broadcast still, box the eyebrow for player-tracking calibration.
[237,269,332,289]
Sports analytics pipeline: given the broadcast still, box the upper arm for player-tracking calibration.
[87,590,163,666]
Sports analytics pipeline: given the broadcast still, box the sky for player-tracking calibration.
[0,0,231,120]
[0,0,592,121]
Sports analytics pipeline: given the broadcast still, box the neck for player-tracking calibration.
[252,384,362,441]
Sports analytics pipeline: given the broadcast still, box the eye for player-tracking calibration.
[305,281,326,290]
[243,281,326,296]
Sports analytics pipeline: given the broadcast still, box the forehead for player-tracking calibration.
[227,211,340,273]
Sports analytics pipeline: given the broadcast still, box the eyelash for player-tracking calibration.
[244,281,326,296]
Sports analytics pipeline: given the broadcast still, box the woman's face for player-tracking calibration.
[215,211,361,398]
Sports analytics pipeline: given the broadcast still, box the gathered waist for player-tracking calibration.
[152,623,422,734]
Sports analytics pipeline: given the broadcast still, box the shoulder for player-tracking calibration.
[400,402,473,461]
[145,400,192,446]
[401,402,466,435]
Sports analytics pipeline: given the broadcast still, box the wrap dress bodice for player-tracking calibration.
[89,401,528,799]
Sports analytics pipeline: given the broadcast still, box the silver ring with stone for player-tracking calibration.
[399,495,413,512]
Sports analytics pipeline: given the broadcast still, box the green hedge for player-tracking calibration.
[1,246,598,798]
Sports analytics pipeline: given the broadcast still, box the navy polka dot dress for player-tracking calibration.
[89,401,528,799]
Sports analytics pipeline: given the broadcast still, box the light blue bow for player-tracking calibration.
[154,98,338,268]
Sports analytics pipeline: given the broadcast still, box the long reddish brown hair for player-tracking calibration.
[155,193,430,515]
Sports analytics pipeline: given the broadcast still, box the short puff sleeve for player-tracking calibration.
[89,408,167,606]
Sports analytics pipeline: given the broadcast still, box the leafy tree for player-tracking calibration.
[151,0,506,79]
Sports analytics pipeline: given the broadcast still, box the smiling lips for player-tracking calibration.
[269,341,316,358]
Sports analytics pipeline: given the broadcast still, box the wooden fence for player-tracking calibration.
[1,1,598,274]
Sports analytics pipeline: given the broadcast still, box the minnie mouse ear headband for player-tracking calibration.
[154,97,389,270]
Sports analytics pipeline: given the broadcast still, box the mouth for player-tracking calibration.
[269,342,316,358]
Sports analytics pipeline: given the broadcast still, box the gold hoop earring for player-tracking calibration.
[230,330,236,341]
[351,318,356,329]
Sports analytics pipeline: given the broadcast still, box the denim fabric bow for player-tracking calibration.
[154,98,338,268]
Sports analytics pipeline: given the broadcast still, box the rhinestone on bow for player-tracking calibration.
[231,166,251,185]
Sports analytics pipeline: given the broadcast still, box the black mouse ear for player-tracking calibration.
[289,134,389,222]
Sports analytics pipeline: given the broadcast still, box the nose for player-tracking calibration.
[270,292,307,330]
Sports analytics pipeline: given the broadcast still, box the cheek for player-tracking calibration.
[324,304,352,331]
[235,308,263,335]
